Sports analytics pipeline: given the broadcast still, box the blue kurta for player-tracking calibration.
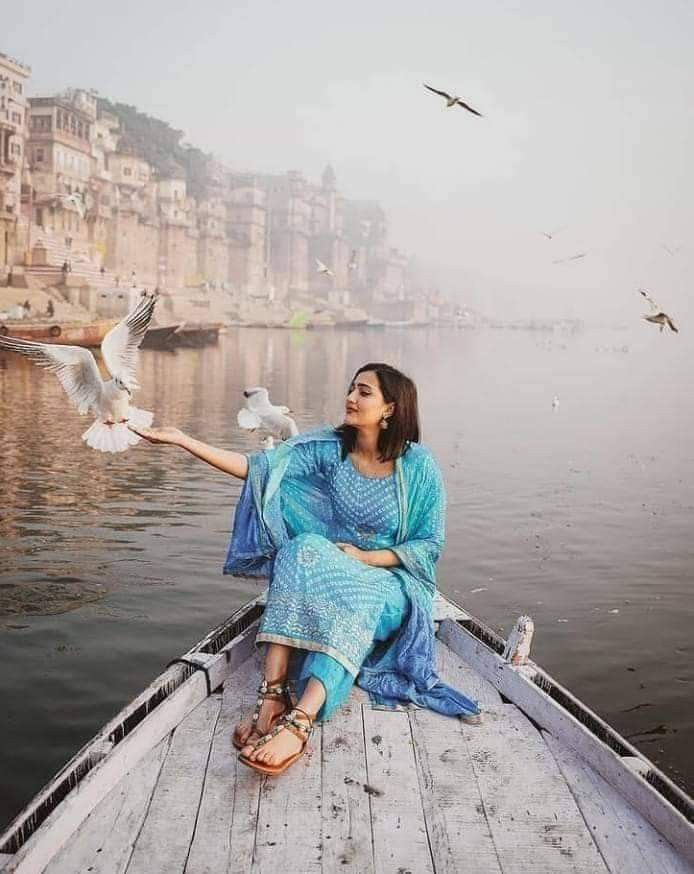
[256,443,408,718]
[224,427,480,722]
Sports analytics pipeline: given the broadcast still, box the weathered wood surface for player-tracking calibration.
[410,708,503,873]
[544,732,694,874]
[462,704,609,873]
[43,736,171,874]
[363,707,435,874]
[320,687,375,874]
[435,638,501,706]
[184,663,259,874]
[126,695,222,873]
[438,618,694,866]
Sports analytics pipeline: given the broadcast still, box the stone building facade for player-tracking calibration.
[5,84,422,314]
[0,52,30,272]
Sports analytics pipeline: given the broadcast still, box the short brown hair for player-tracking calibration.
[337,362,420,461]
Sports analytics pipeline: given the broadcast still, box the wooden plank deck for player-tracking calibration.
[36,632,693,874]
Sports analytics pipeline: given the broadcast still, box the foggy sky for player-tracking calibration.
[5,1,694,321]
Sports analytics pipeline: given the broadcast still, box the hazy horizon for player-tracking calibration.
[6,1,693,321]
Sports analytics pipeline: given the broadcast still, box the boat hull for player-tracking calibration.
[0,320,118,347]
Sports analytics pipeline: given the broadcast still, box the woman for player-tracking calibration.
[132,362,480,776]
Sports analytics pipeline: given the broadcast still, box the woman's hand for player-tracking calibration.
[128,425,186,447]
[335,542,372,564]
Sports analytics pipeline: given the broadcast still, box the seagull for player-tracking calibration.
[237,387,299,440]
[315,258,334,277]
[0,294,157,452]
[542,226,565,241]
[639,289,678,334]
[62,193,86,219]
[552,395,560,410]
[552,251,588,264]
[423,83,483,117]
[662,244,681,257]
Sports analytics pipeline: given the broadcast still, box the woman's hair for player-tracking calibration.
[337,362,420,461]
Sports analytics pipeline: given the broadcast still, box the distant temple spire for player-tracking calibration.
[322,163,336,192]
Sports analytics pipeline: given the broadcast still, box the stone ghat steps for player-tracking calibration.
[0,287,92,322]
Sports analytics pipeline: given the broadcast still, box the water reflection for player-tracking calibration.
[0,325,692,826]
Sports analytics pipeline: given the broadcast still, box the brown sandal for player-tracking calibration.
[238,707,314,776]
[232,677,293,751]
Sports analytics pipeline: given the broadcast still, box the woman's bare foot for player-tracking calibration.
[241,710,312,765]
[234,693,287,749]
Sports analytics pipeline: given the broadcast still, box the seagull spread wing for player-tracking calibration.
[100,294,157,389]
[237,408,262,430]
[0,336,103,414]
[423,83,452,100]
[315,258,328,272]
[639,289,659,312]
[455,98,483,117]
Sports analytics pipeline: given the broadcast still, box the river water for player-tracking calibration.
[0,324,692,828]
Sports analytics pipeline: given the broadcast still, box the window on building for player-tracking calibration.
[77,121,83,138]
[11,112,22,125]
[35,148,44,162]
[70,116,76,134]
[123,167,132,177]
[13,81,23,94]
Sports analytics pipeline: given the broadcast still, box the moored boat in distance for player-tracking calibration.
[0,319,119,347]
[139,322,183,350]
[0,591,691,873]
[172,322,222,347]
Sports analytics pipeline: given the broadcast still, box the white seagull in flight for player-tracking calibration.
[315,258,335,277]
[639,289,678,334]
[0,295,157,452]
[423,83,483,117]
[237,387,299,441]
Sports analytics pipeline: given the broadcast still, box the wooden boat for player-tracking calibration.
[0,592,691,873]
[172,322,222,347]
[139,323,182,350]
[0,320,119,347]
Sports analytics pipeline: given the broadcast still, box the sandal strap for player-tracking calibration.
[252,708,314,748]
[281,708,314,740]
[251,677,292,725]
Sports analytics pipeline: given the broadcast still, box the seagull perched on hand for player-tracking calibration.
[315,258,334,277]
[0,294,157,452]
[423,83,483,117]
[237,387,299,441]
[639,289,678,333]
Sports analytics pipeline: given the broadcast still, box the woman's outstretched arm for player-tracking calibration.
[128,425,249,479]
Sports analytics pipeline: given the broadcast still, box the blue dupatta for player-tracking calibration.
[224,427,480,717]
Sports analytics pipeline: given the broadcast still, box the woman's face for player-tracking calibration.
[343,370,393,429]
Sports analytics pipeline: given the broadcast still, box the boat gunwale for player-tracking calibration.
[0,596,264,857]
[454,612,694,824]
